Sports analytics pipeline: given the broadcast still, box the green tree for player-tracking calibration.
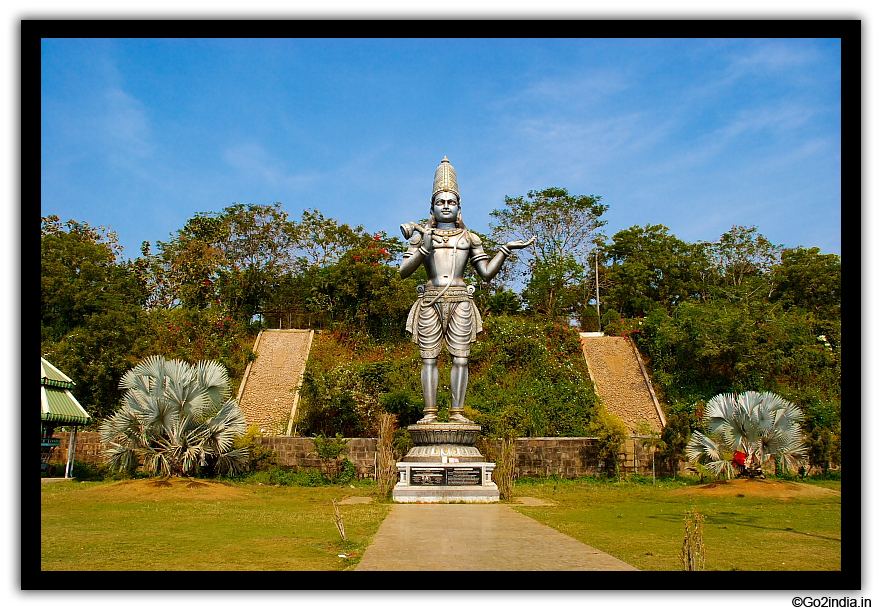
[99,356,248,477]
[147,203,298,317]
[486,289,522,316]
[213,202,293,320]
[604,224,712,317]
[658,411,693,476]
[41,216,145,341]
[41,216,150,421]
[153,214,229,310]
[703,225,782,307]
[218,202,293,272]
[42,308,147,423]
[288,208,382,268]
[305,238,416,339]
[637,422,667,484]
[707,225,782,288]
[770,246,841,318]
[311,433,350,482]
[521,253,586,321]
[586,407,629,477]
[489,187,608,286]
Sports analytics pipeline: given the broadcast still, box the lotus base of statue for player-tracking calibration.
[392,421,499,503]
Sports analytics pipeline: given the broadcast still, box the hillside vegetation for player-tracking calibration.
[41,192,840,473]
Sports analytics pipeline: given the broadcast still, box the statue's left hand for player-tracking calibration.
[505,235,536,250]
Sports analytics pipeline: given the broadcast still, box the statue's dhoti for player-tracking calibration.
[405,286,483,358]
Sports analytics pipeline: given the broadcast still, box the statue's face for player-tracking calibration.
[432,191,460,223]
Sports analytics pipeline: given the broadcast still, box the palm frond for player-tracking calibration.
[740,390,764,412]
[119,368,152,395]
[760,391,793,414]
[133,354,168,381]
[205,400,248,453]
[215,447,249,475]
[178,386,213,421]
[703,458,736,480]
[180,440,205,475]
[102,442,140,473]
[196,360,231,407]
[780,452,807,475]
[721,397,758,453]
[99,405,143,444]
[140,446,171,478]
[693,391,807,470]
[762,425,802,457]
[685,431,724,464]
[704,393,736,425]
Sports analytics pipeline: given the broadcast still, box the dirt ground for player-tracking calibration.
[669,477,840,499]
[70,478,248,501]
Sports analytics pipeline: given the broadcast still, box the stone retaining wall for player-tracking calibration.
[256,436,378,478]
[48,431,104,464]
[483,436,674,478]
[48,432,673,478]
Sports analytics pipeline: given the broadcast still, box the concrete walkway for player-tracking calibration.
[356,504,638,571]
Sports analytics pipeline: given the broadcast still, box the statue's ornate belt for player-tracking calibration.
[417,285,475,303]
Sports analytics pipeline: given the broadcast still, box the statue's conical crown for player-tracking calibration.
[432,156,459,203]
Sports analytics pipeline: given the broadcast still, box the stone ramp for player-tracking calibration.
[355,504,638,571]
[236,329,314,434]
[579,334,665,434]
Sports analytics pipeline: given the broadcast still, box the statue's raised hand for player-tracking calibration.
[422,227,435,253]
[505,235,536,250]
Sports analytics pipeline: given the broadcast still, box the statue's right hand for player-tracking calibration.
[422,228,434,252]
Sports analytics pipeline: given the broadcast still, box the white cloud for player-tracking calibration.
[222,142,286,184]
[511,69,630,108]
[727,40,822,75]
[101,86,154,160]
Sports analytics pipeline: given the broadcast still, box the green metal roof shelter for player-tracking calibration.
[41,358,92,478]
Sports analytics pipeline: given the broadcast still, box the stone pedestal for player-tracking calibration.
[393,423,499,503]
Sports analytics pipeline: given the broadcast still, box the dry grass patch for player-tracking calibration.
[71,478,248,501]
[668,477,841,500]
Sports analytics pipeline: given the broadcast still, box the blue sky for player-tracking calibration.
[40,38,841,261]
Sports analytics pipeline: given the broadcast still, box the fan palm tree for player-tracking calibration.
[685,391,807,480]
[100,355,248,477]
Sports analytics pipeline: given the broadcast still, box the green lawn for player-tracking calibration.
[510,476,841,571]
[42,475,840,572]
[41,479,390,571]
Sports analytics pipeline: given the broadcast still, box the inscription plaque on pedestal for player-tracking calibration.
[410,467,446,486]
[446,466,482,486]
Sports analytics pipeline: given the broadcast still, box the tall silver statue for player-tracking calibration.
[399,157,535,424]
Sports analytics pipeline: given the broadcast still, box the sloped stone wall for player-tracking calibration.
[237,329,313,434]
[580,334,664,433]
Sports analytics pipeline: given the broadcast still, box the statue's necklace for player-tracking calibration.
[433,227,464,243]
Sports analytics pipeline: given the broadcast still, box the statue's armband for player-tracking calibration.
[469,233,490,265]
[403,235,423,260]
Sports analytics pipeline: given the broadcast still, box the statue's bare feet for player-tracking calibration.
[417,414,438,425]
[449,413,474,424]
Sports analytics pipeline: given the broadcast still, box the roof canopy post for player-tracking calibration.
[65,426,78,478]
